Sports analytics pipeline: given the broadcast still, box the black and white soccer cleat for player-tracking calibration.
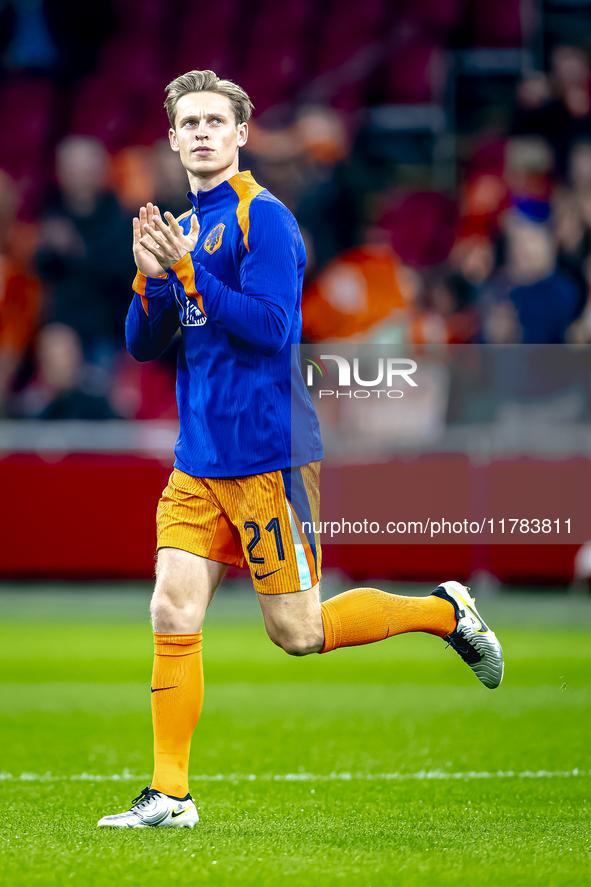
[97,786,199,828]
[431,580,504,689]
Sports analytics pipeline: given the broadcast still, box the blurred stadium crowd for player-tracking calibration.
[2,0,591,421]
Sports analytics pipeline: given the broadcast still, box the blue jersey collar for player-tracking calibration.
[187,171,256,212]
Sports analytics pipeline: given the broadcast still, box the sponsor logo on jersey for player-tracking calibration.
[204,223,225,255]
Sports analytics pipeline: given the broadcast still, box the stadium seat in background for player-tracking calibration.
[397,0,463,36]
[380,39,442,104]
[68,0,168,149]
[366,0,459,106]
[174,0,242,84]
[69,73,135,151]
[377,191,459,266]
[467,0,523,48]
[0,78,57,218]
[313,0,386,73]
[69,38,167,150]
[307,0,387,110]
[239,0,312,113]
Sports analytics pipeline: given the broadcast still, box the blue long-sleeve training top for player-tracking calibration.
[125,170,323,478]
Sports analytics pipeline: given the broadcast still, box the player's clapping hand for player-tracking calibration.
[133,204,168,277]
[138,202,200,272]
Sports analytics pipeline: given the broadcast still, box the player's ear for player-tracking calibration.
[237,122,248,148]
[169,128,180,152]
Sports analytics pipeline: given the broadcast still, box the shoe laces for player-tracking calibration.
[131,787,160,810]
[445,627,472,655]
[445,625,482,665]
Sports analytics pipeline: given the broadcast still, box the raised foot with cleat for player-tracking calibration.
[431,580,504,689]
[97,786,199,828]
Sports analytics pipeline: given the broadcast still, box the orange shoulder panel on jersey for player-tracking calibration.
[176,209,193,224]
[228,170,264,252]
[170,253,207,315]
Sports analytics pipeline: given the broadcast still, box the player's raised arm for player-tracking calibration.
[139,207,199,270]
[126,203,181,362]
[167,200,301,356]
[133,204,171,278]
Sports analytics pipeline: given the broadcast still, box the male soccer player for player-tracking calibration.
[98,70,503,828]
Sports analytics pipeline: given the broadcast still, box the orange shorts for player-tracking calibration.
[156,462,322,594]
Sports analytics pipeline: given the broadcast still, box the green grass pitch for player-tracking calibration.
[0,581,590,886]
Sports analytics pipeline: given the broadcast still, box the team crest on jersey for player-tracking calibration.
[204,223,225,255]
[173,285,207,327]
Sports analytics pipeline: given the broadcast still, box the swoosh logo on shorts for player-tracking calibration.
[254,568,282,580]
[151,686,178,693]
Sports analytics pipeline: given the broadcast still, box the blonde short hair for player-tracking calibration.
[164,70,254,127]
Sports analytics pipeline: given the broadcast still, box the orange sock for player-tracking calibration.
[151,632,203,798]
[320,588,456,653]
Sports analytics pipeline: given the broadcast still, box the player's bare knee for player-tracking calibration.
[283,636,323,656]
[267,626,323,656]
[150,578,193,631]
[151,578,179,613]
[150,592,177,631]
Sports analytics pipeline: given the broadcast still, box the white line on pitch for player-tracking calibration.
[0,768,588,783]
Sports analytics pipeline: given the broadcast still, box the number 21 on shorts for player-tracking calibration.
[244,517,285,564]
